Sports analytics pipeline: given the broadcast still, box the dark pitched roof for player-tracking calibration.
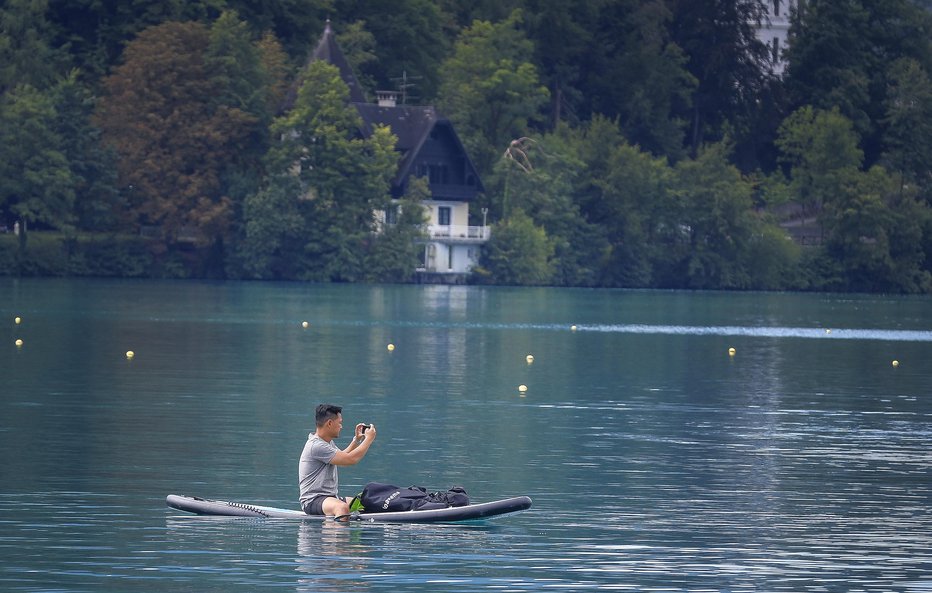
[281,20,367,110]
[310,20,367,104]
[354,103,484,193]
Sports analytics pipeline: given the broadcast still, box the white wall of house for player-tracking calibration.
[756,0,796,75]
[423,200,469,227]
[422,242,480,274]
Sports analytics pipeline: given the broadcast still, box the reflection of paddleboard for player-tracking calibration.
[166,494,532,523]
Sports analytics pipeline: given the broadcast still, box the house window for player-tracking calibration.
[438,206,451,226]
[772,37,780,64]
[772,0,780,16]
[385,205,398,225]
[448,246,454,270]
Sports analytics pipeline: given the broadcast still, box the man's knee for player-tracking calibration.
[322,497,350,517]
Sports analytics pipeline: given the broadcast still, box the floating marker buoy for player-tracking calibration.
[126,350,135,359]
[14,316,22,325]
[518,384,528,392]
[387,343,395,352]
[526,354,534,364]
[15,338,23,347]
[826,328,832,334]
[892,360,899,367]
[570,325,577,331]
[301,321,309,328]
[728,347,736,356]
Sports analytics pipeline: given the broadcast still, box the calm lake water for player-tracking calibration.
[1,278,930,592]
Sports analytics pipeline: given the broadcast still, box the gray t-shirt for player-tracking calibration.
[298,434,339,507]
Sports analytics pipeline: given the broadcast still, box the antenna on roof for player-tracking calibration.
[390,70,422,105]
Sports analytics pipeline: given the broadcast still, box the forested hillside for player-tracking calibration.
[1,0,931,292]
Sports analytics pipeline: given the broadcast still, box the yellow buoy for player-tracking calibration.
[126,350,135,359]
[387,343,395,352]
[526,354,534,364]
[728,347,736,356]
[15,338,23,347]
[518,384,528,393]
[892,360,899,367]
[14,316,22,325]
[301,321,309,328]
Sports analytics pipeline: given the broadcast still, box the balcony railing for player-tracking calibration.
[426,224,491,241]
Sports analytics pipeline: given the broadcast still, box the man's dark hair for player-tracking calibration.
[316,404,342,427]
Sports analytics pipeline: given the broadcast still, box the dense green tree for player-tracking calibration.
[474,208,554,285]
[784,0,932,166]
[579,0,695,159]
[336,0,449,101]
[239,175,305,279]
[0,0,62,93]
[666,0,769,155]
[521,0,601,128]
[496,134,607,286]
[51,71,119,231]
[438,10,549,175]
[882,58,932,201]
[776,106,863,227]
[47,0,230,80]
[223,0,329,59]
[261,60,398,281]
[0,84,75,236]
[666,141,759,288]
[822,165,931,293]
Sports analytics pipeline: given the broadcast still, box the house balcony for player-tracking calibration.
[425,224,491,243]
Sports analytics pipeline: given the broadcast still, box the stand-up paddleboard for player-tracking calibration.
[166,494,532,523]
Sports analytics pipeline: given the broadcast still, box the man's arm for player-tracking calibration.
[331,424,377,466]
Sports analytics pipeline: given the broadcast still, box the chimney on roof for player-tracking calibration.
[376,90,398,107]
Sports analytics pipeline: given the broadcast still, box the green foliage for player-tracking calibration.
[438,10,550,175]
[253,61,398,281]
[882,58,932,199]
[495,134,606,286]
[0,84,75,230]
[51,71,120,232]
[0,0,62,93]
[666,0,769,155]
[336,0,449,101]
[474,209,554,285]
[777,106,863,218]
[784,0,932,166]
[580,0,695,159]
[669,141,758,289]
[365,177,430,283]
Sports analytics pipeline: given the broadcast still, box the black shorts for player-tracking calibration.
[303,496,326,515]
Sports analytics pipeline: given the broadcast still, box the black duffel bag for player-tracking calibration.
[359,482,469,512]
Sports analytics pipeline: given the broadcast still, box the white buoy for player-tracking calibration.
[15,338,23,347]
[126,350,135,360]
[728,347,736,356]
[892,360,899,367]
[518,384,528,393]
[301,321,309,328]
[14,316,22,325]
[526,354,534,364]
[387,343,395,352]
[570,325,577,331]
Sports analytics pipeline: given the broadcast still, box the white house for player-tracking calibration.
[303,21,490,284]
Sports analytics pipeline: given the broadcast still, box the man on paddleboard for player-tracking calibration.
[299,404,376,517]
